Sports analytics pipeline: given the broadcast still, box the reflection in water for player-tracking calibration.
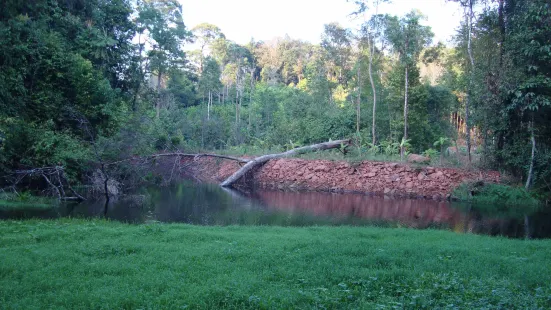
[1,181,549,238]
[248,191,455,229]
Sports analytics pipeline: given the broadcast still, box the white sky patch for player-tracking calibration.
[180,0,463,46]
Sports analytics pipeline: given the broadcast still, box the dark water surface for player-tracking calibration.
[1,181,550,238]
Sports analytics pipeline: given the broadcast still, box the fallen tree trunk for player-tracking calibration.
[220,139,351,188]
[2,140,350,199]
[100,139,349,190]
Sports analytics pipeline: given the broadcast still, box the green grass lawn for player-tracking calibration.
[1,220,550,309]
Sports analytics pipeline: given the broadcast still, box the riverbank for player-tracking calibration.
[183,157,500,200]
[1,219,549,308]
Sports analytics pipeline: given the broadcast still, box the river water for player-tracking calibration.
[1,180,549,238]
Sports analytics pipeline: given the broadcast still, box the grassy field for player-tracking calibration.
[1,220,550,309]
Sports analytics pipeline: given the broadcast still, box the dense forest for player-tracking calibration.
[0,0,550,198]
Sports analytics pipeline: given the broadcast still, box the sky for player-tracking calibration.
[180,0,464,46]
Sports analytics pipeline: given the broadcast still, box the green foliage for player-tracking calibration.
[446,0,551,196]
[137,0,190,79]
[434,137,450,148]
[423,148,439,159]
[0,0,132,185]
[167,71,198,107]
[380,139,400,156]
[198,57,222,96]
[1,0,551,202]
[453,182,540,214]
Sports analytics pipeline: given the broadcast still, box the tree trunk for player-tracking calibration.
[239,89,242,123]
[401,66,409,161]
[250,67,255,103]
[207,90,211,120]
[368,35,377,145]
[356,64,361,135]
[524,120,536,240]
[498,0,505,68]
[249,67,254,129]
[199,45,205,74]
[235,87,240,124]
[132,32,144,112]
[524,215,531,240]
[156,71,162,119]
[525,127,536,190]
[101,162,110,216]
[238,88,243,144]
[524,123,536,239]
[465,0,475,164]
[221,139,351,187]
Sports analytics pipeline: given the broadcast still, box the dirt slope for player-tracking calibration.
[183,157,500,200]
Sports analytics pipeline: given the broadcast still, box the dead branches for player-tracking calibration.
[100,139,350,189]
[9,166,85,201]
[105,153,249,167]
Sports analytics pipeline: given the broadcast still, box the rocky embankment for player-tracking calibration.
[185,157,500,201]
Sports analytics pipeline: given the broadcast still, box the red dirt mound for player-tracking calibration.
[182,157,500,201]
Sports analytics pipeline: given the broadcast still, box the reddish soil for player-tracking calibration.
[182,157,500,201]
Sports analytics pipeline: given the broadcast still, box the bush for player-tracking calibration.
[155,136,168,151]
[170,136,181,147]
[452,182,540,216]
[423,148,439,159]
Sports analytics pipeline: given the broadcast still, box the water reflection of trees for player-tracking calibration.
[14,181,546,239]
[251,191,538,237]
[252,191,458,229]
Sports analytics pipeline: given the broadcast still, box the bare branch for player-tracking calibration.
[105,153,249,166]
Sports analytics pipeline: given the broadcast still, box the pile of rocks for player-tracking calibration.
[184,157,499,201]
[254,159,499,200]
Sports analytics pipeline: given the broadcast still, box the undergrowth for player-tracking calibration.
[0,192,56,210]
[452,182,540,216]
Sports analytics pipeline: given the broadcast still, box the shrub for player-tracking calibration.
[452,182,540,216]
[423,148,439,159]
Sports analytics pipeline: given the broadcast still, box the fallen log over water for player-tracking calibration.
[220,139,351,188]
[106,139,350,189]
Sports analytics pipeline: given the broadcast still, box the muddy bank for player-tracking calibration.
[183,157,500,201]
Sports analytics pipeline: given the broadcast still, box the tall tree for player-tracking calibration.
[383,11,433,160]
[137,0,191,118]
[453,0,476,164]
[192,23,225,73]
[506,0,551,188]
[321,23,352,92]
[365,13,387,145]
[350,0,390,146]
[198,57,222,120]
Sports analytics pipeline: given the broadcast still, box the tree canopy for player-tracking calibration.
[1,0,550,199]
